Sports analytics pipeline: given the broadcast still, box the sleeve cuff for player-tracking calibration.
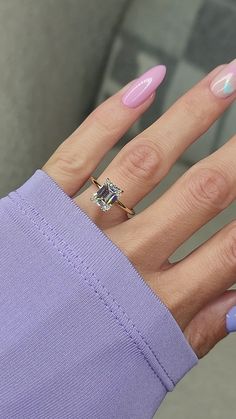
[11,169,198,391]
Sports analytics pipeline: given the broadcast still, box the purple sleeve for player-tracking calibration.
[0,170,198,418]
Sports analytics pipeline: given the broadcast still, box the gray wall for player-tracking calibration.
[0,0,127,196]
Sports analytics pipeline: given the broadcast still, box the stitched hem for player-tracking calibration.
[9,191,172,390]
[9,170,198,388]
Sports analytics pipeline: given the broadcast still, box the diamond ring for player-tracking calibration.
[90,177,135,217]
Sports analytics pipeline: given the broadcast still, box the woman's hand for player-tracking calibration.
[44,61,236,359]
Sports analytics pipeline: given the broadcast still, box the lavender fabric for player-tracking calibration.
[0,170,198,418]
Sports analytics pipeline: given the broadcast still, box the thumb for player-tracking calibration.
[184,290,236,359]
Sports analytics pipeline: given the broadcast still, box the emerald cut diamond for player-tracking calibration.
[91,178,123,212]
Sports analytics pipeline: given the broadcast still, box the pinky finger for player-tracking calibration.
[184,290,236,359]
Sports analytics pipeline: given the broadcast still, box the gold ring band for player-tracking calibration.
[90,176,135,216]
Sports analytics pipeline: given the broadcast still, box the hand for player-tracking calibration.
[44,61,236,359]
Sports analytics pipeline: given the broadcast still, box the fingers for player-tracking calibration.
[157,221,236,326]
[129,130,236,269]
[43,65,165,196]
[184,291,236,358]
[77,62,236,225]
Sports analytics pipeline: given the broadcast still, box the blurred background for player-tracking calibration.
[0,0,235,417]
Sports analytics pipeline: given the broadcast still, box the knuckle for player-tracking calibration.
[52,145,88,179]
[187,167,231,211]
[119,141,166,185]
[222,223,236,267]
[185,324,212,359]
[88,104,118,137]
[187,328,205,358]
[182,92,209,128]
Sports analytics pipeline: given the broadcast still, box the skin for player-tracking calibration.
[44,64,236,359]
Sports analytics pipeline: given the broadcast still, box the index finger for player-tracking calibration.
[43,66,166,196]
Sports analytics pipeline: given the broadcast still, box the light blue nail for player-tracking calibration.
[226,306,236,333]
[223,81,234,94]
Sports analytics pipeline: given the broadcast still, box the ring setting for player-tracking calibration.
[90,177,135,216]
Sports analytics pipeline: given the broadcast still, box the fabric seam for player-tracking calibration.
[9,191,175,389]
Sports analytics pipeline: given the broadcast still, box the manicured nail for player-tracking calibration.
[122,65,166,108]
[226,306,236,333]
[210,59,236,98]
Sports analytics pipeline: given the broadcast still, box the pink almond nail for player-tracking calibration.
[122,65,166,108]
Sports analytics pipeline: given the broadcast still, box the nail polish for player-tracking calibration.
[210,59,236,98]
[122,65,166,108]
[226,306,236,333]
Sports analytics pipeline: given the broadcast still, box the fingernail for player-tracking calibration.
[122,65,166,108]
[226,306,236,333]
[210,59,236,98]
